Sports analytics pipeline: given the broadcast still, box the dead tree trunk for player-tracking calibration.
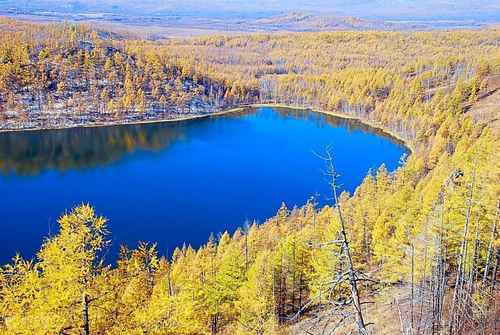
[293,148,371,334]
[325,148,368,335]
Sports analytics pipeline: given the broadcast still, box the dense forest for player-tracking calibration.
[0,17,499,334]
[0,18,259,130]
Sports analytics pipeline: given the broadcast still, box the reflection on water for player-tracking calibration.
[0,108,406,175]
[0,122,187,175]
[0,106,408,265]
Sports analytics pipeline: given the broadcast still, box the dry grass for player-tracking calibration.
[465,75,500,132]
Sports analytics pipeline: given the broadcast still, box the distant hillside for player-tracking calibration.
[0,4,494,39]
[251,12,428,31]
[0,0,498,21]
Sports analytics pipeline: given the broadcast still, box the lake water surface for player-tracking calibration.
[0,107,407,264]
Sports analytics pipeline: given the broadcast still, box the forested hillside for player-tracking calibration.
[0,18,258,130]
[0,18,499,334]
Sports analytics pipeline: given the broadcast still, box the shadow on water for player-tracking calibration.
[0,107,407,176]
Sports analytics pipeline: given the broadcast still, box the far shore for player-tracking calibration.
[253,104,414,154]
[0,104,413,154]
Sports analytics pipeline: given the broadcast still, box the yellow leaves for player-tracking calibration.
[0,205,111,335]
[0,19,499,333]
[234,251,277,335]
[123,242,160,275]
[2,130,499,333]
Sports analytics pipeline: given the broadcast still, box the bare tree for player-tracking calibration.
[323,148,369,335]
[294,146,370,335]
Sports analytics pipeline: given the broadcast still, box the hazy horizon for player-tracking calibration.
[0,0,499,21]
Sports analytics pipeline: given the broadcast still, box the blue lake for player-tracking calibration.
[0,107,407,264]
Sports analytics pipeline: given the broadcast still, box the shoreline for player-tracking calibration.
[253,103,414,154]
[0,106,249,133]
[0,103,413,154]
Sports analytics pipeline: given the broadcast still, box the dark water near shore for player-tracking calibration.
[0,107,407,264]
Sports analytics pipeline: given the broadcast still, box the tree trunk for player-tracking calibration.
[83,294,90,335]
[330,153,368,335]
[449,161,477,333]
[484,201,499,279]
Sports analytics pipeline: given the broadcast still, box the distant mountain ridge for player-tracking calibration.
[0,2,495,38]
[0,0,499,21]
[251,12,428,31]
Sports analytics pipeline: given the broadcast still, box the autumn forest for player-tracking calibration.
[0,12,499,335]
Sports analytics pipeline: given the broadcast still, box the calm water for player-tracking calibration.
[0,107,407,264]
